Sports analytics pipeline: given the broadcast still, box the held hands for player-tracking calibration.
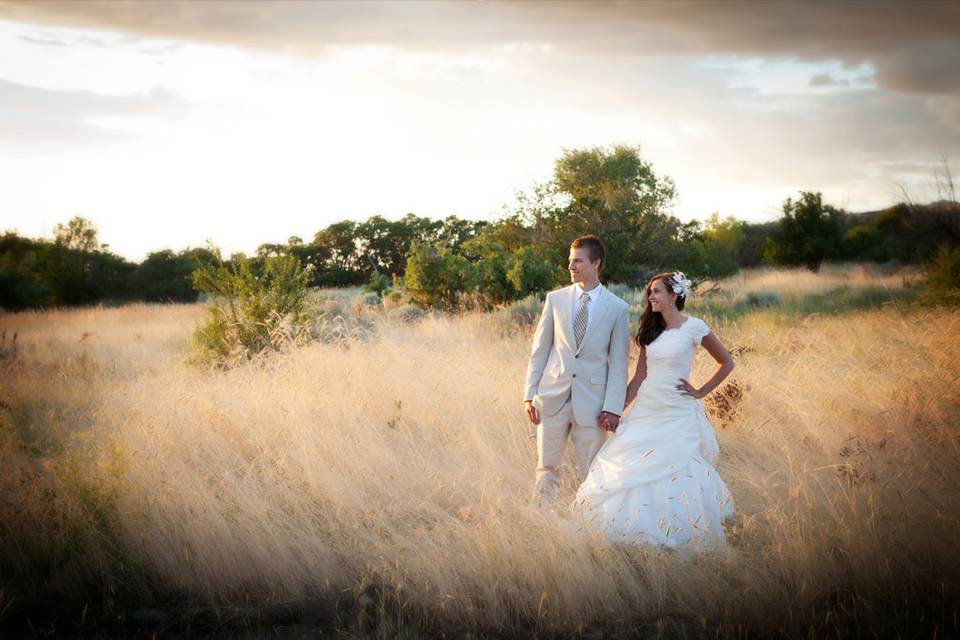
[524,402,620,431]
[524,400,541,425]
[676,377,706,399]
[598,411,620,432]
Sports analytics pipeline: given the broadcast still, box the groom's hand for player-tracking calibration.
[598,411,620,431]
[524,401,541,426]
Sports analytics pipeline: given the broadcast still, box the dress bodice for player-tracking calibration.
[636,316,711,404]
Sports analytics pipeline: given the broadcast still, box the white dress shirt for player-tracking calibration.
[572,281,603,334]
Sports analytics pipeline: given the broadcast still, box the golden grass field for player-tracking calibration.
[1,265,958,637]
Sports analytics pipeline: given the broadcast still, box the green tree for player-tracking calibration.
[354,214,435,277]
[403,243,477,310]
[436,215,486,253]
[41,216,101,304]
[506,246,566,299]
[311,221,364,286]
[763,192,846,272]
[461,234,513,307]
[512,144,683,282]
[136,248,214,302]
[53,216,99,252]
[0,232,51,309]
[692,213,746,279]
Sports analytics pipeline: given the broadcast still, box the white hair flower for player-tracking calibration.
[670,271,693,298]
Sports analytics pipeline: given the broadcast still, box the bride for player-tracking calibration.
[574,271,736,550]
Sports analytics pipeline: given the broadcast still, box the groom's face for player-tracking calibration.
[568,248,600,284]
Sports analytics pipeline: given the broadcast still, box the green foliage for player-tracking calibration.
[763,192,846,272]
[190,248,312,367]
[359,292,383,307]
[364,271,391,297]
[136,248,215,302]
[460,234,512,307]
[0,222,142,309]
[0,233,51,309]
[512,144,688,282]
[922,243,960,305]
[0,268,48,310]
[304,214,485,288]
[506,247,565,299]
[843,202,960,263]
[692,213,747,279]
[403,243,478,310]
[403,236,564,311]
[4,152,957,313]
[53,216,100,252]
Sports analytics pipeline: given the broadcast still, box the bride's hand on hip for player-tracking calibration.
[677,378,705,399]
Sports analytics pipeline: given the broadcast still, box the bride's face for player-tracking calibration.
[648,278,677,312]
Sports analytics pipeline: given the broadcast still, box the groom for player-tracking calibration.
[523,234,629,507]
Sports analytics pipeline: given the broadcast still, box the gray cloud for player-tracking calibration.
[18,33,67,47]
[0,78,191,152]
[809,73,849,88]
[0,78,188,118]
[1,1,958,95]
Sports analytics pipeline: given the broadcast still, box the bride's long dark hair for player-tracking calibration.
[635,272,687,347]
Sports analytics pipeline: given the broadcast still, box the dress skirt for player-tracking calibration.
[574,390,735,550]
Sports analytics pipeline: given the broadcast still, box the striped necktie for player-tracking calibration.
[574,291,589,348]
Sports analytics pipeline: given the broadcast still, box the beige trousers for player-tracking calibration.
[531,397,608,507]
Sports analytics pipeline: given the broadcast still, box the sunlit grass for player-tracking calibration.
[0,266,957,636]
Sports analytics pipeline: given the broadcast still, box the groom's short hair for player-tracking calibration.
[570,235,605,271]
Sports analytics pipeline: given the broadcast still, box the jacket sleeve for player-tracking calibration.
[602,304,630,416]
[523,294,554,402]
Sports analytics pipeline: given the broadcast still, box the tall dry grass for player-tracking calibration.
[715,263,919,297]
[0,270,958,636]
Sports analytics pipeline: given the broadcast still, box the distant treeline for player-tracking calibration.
[2,145,958,311]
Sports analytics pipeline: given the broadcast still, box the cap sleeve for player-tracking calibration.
[690,317,711,345]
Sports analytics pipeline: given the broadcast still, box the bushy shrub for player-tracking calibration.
[383,289,405,310]
[364,271,391,297]
[191,249,312,367]
[490,294,545,334]
[386,303,426,322]
[922,243,960,305]
[605,282,643,307]
[313,305,376,344]
[360,292,383,308]
[742,291,782,308]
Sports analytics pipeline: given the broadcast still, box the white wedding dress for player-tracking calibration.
[573,316,735,550]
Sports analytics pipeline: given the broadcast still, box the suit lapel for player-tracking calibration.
[557,285,576,351]
[575,286,611,355]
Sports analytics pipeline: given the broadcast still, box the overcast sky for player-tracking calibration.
[1,0,958,261]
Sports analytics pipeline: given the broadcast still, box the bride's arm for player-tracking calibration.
[623,346,647,409]
[678,333,734,399]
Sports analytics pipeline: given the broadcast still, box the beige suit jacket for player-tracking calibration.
[524,284,630,426]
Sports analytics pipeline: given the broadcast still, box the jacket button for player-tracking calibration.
[574,355,579,359]
[572,374,577,378]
